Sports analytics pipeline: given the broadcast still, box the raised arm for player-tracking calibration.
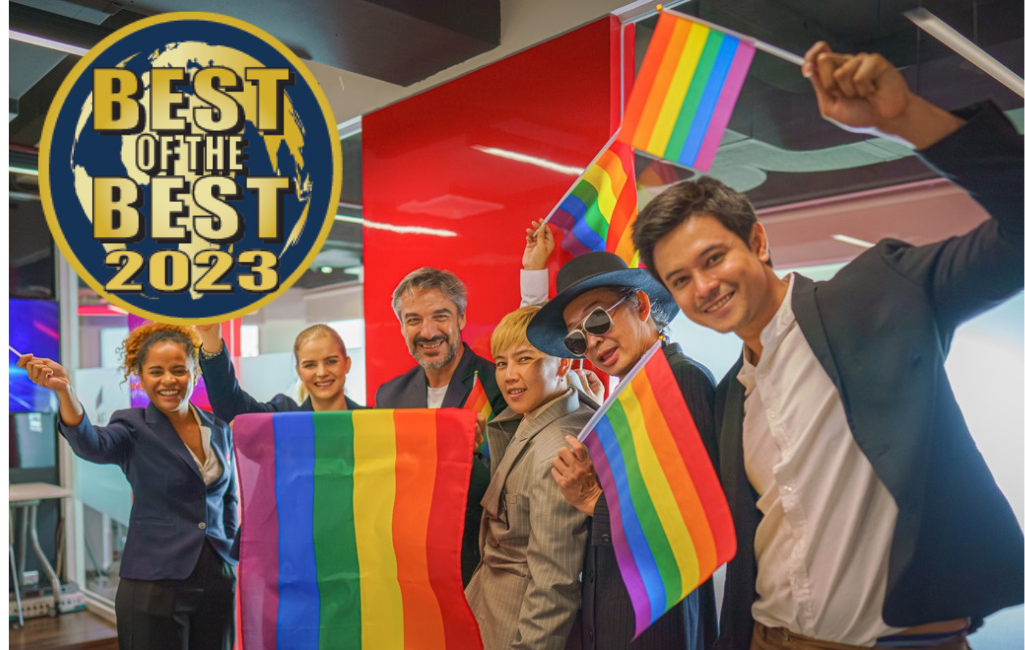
[805,43,1023,329]
[18,354,84,427]
[18,354,134,464]
[803,41,964,149]
[521,221,554,307]
[196,324,299,421]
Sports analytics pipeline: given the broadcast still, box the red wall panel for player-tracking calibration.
[363,17,622,403]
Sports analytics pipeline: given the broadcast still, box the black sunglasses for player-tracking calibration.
[563,296,629,357]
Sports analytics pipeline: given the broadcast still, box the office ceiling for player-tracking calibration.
[8,0,1023,289]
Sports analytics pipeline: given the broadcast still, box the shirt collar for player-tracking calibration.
[738,274,796,390]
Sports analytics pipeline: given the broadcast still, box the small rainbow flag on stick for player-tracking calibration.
[465,372,494,455]
[619,11,757,172]
[544,137,640,267]
[579,343,736,638]
[234,409,483,650]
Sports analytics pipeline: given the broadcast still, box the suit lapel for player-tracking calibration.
[405,368,428,408]
[197,409,231,485]
[146,403,203,481]
[791,273,849,402]
[719,366,748,519]
[479,391,578,517]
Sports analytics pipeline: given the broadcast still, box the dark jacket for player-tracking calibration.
[375,342,507,586]
[60,405,238,580]
[199,346,364,423]
[570,342,719,650]
[714,102,1024,650]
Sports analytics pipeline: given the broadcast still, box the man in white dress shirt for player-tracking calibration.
[631,43,1023,649]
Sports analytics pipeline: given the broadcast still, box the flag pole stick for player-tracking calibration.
[659,6,805,67]
[539,128,622,227]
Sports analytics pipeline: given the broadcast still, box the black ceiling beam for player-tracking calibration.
[10,2,117,51]
[121,0,501,86]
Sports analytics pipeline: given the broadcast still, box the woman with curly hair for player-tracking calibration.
[18,323,237,650]
[196,322,364,422]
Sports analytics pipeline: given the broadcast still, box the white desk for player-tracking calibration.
[9,482,73,623]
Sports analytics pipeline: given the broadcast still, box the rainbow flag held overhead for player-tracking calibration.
[619,11,756,172]
[233,409,483,650]
[579,343,735,638]
[465,372,494,455]
[548,138,640,267]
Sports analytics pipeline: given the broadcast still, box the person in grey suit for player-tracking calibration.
[465,305,593,650]
[631,43,1023,649]
[19,323,237,650]
[375,267,506,586]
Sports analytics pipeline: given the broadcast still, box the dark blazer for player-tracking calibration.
[714,102,1024,650]
[570,342,719,650]
[199,347,364,423]
[375,342,507,586]
[59,405,238,580]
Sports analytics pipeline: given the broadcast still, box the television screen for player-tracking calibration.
[9,299,60,413]
[9,174,56,299]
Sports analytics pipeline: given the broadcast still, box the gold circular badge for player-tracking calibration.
[40,12,342,324]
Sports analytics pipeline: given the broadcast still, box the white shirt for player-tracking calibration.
[739,275,903,645]
[520,269,548,307]
[427,385,448,409]
[186,407,224,486]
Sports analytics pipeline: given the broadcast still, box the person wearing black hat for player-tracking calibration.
[520,231,719,650]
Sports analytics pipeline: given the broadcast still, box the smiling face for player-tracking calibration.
[652,214,784,347]
[398,288,466,371]
[295,335,351,408]
[138,341,196,416]
[494,343,568,415]
[561,287,657,378]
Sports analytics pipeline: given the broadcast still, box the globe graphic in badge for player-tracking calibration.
[68,41,313,302]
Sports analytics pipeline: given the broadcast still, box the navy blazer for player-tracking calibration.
[714,103,1024,649]
[375,342,506,587]
[199,346,364,424]
[59,404,238,580]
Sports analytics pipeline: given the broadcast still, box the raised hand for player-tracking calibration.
[17,354,71,392]
[803,41,964,149]
[522,220,555,271]
[195,323,223,354]
[551,435,602,516]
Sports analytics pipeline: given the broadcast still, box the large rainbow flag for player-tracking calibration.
[547,138,640,267]
[579,343,735,638]
[233,409,483,650]
[619,11,756,172]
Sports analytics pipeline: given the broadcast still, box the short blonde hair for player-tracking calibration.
[491,306,543,358]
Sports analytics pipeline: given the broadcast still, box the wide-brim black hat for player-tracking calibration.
[526,252,679,358]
